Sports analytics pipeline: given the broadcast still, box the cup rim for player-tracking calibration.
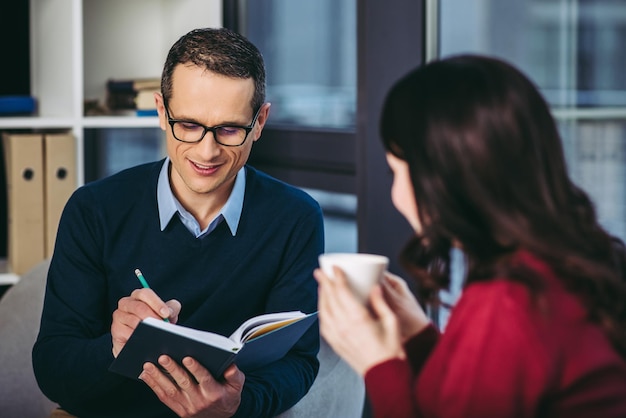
[318,252,389,264]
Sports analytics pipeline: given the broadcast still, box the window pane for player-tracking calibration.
[438,0,626,242]
[559,120,626,240]
[84,128,166,182]
[244,0,357,129]
[303,189,357,253]
[440,0,626,107]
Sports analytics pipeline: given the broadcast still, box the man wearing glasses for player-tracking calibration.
[33,28,323,418]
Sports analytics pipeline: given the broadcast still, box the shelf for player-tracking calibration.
[0,259,19,286]
[0,116,161,129]
[0,274,19,286]
[0,1,223,286]
[0,117,78,130]
[82,116,160,129]
[0,0,218,195]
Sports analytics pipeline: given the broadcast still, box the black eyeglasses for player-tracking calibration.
[164,105,262,147]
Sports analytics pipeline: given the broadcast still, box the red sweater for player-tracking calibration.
[364,251,626,418]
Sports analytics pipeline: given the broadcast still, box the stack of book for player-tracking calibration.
[106,77,160,116]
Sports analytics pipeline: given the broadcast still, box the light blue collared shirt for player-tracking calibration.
[156,158,246,238]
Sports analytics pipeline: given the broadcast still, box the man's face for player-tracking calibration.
[156,64,269,205]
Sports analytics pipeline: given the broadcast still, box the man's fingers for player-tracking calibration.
[159,355,195,391]
[140,362,186,416]
[166,299,182,323]
[128,288,171,320]
[183,357,216,387]
[222,364,245,390]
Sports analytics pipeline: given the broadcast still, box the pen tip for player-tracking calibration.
[134,268,141,276]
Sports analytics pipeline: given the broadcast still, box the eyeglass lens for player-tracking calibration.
[172,122,247,145]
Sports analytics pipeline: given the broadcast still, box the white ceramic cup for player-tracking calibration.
[318,253,389,303]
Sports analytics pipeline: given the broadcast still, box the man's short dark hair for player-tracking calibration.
[161,27,266,112]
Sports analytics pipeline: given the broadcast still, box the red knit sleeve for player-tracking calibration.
[363,324,439,418]
[404,323,440,373]
[364,358,418,418]
[413,280,552,418]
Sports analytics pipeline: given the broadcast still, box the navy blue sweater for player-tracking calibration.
[33,161,324,417]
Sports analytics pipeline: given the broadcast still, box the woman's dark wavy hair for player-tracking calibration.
[380,54,626,357]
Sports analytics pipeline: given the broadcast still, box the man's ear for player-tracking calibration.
[155,92,167,131]
[252,102,271,141]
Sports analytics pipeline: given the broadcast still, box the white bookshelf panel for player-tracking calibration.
[162,0,222,48]
[1,1,223,278]
[30,0,79,119]
[82,0,222,106]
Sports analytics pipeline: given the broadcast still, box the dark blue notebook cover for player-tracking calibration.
[109,312,318,380]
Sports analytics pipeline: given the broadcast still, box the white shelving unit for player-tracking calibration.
[0,0,221,284]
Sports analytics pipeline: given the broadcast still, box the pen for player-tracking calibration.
[134,268,170,322]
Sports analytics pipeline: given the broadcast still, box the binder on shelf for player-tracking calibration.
[43,133,76,258]
[0,96,37,116]
[2,132,45,275]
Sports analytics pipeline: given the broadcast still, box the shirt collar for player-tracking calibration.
[157,158,246,236]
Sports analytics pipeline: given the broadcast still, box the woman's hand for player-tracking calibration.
[315,266,405,376]
[381,273,430,343]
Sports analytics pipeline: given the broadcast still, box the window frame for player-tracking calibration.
[224,0,426,278]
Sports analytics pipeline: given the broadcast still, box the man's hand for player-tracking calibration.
[140,356,245,418]
[111,288,181,357]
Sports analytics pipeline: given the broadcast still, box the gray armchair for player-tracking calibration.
[0,259,364,417]
[0,259,57,418]
[276,336,365,417]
